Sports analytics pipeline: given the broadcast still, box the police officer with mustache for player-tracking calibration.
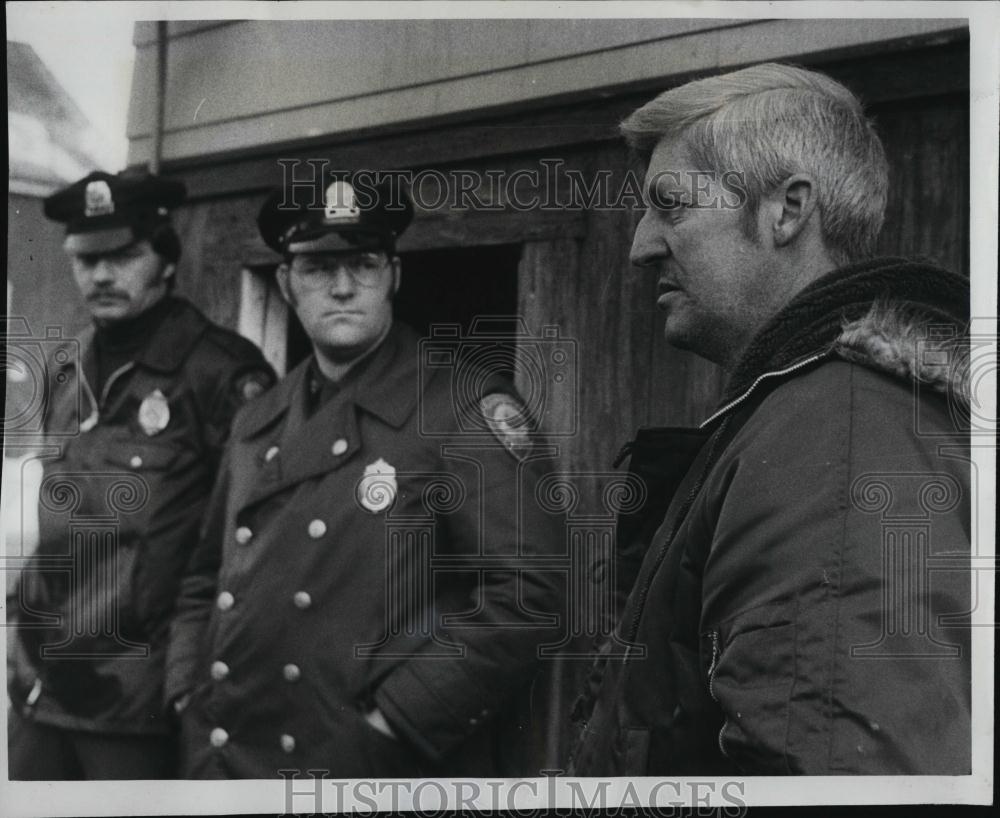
[8,169,275,779]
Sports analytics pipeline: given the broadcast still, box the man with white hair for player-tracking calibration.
[571,63,970,775]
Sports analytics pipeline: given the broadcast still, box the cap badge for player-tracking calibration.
[138,389,171,436]
[356,457,397,514]
[323,181,360,224]
[84,180,115,218]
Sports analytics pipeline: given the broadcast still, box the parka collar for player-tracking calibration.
[702,257,970,429]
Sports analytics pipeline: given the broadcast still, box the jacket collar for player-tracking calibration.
[133,297,211,372]
[74,297,211,375]
[238,322,423,441]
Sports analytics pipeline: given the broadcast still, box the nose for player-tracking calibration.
[90,258,115,284]
[629,210,669,269]
[326,267,357,298]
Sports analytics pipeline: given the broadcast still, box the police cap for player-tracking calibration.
[257,174,413,256]
[44,169,186,255]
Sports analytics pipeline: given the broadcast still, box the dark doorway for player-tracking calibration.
[285,244,522,371]
[394,244,521,339]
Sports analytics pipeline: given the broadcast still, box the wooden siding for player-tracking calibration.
[874,94,970,276]
[126,18,966,166]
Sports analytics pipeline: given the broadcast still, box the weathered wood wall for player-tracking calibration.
[874,93,970,275]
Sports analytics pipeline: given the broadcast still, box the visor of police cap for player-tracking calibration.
[257,177,413,255]
[44,170,186,254]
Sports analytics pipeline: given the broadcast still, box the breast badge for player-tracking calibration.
[138,388,170,436]
[357,458,397,514]
[481,392,532,460]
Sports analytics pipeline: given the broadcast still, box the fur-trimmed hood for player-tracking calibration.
[834,302,969,407]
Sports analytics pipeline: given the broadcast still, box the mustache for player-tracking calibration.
[86,288,130,301]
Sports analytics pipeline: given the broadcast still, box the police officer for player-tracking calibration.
[166,172,564,778]
[8,169,275,779]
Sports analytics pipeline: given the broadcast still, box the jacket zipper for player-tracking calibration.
[699,353,828,429]
[705,629,728,757]
[25,678,42,707]
[623,354,828,654]
[77,362,135,429]
[99,363,135,407]
[612,440,634,469]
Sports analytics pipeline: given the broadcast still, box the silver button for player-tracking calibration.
[280,733,296,753]
[216,591,235,611]
[307,519,326,539]
[264,445,280,462]
[283,663,301,682]
[293,591,312,610]
[210,727,229,748]
[235,526,253,545]
[210,661,229,681]
[331,438,348,456]
[129,455,143,469]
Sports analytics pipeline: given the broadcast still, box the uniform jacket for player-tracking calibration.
[572,259,972,775]
[167,322,564,778]
[12,297,274,735]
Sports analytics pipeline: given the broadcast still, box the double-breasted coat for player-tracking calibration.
[167,323,565,778]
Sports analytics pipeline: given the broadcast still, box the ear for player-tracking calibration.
[390,257,402,296]
[275,263,293,304]
[771,174,819,248]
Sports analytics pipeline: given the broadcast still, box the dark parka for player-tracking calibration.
[12,297,274,735]
[167,323,564,778]
[572,260,972,775]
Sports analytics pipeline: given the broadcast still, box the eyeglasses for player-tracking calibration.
[289,252,390,288]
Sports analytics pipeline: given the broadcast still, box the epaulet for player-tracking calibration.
[194,325,276,407]
[200,322,271,365]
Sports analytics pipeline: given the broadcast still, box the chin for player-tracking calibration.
[322,329,366,348]
[662,317,695,350]
[89,305,130,322]
[316,332,375,357]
